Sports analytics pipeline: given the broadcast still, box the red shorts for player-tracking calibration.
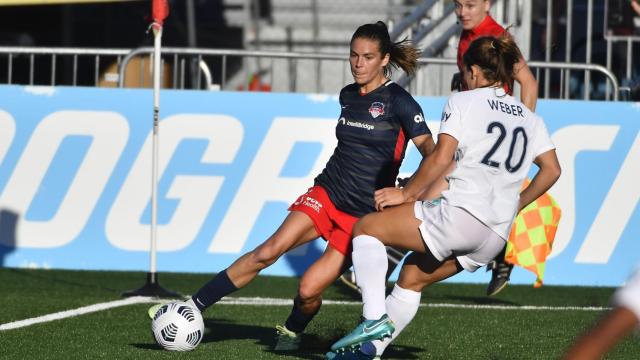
[288,185,359,255]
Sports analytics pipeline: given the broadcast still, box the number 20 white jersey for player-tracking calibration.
[439,87,555,240]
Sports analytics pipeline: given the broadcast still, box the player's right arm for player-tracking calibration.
[375,133,457,211]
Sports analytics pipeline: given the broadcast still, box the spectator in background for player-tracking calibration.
[453,0,537,111]
[563,267,640,360]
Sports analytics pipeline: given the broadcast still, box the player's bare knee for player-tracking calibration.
[396,278,429,292]
[251,244,281,269]
[397,272,433,291]
[297,278,323,303]
[352,215,375,237]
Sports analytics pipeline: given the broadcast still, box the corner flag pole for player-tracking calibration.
[123,0,179,298]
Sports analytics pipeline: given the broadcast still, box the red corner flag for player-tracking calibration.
[152,0,169,27]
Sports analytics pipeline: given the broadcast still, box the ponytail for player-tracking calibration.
[462,34,522,92]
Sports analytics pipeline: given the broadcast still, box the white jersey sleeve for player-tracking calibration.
[438,88,555,240]
[530,114,555,158]
[612,267,640,323]
[439,95,466,142]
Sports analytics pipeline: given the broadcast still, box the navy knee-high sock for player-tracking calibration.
[284,297,319,334]
[191,270,238,312]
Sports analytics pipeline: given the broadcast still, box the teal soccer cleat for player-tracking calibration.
[330,314,394,352]
[325,341,380,359]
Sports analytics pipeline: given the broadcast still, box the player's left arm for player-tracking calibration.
[519,149,561,211]
[513,57,538,112]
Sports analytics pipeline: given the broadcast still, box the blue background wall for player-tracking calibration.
[0,86,637,286]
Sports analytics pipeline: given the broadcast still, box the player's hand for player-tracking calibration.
[374,187,406,211]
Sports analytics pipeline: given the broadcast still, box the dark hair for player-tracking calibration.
[351,21,421,77]
[462,34,522,92]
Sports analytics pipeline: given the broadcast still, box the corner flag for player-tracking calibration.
[505,180,562,288]
[123,0,179,299]
[151,0,169,29]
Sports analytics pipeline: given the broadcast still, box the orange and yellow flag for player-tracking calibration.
[505,181,561,288]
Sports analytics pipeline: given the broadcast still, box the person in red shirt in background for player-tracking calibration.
[454,0,537,111]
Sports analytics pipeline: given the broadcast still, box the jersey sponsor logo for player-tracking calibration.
[441,111,451,122]
[368,102,385,118]
[340,117,375,130]
[414,114,424,123]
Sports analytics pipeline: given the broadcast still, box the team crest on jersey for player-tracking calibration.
[368,102,385,118]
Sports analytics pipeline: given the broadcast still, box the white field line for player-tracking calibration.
[0,296,610,331]
[0,296,153,331]
[217,297,612,312]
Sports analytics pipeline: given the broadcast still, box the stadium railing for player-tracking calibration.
[605,34,640,100]
[0,47,130,87]
[0,46,620,101]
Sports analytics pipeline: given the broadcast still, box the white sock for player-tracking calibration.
[352,234,388,320]
[372,284,421,356]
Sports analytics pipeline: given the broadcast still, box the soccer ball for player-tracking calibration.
[151,302,204,351]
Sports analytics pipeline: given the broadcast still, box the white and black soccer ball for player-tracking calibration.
[151,302,204,351]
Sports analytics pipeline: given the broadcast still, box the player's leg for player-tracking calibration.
[276,245,351,350]
[340,247,409,294]
[370,206,505,357]
[332,201,504,354]
[189,211,319,312]
[486,246,514,296]
[351,202,427,317]
[329,254,462,359]
[330,203,425,352]
[370,253,462,356]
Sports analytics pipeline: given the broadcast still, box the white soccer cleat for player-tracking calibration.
[274,324,301,351]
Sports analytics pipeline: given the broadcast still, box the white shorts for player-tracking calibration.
[414,199,505,272]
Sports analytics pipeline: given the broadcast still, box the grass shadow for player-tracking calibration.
[131,318,359,359]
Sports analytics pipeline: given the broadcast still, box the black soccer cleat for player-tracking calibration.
[486,259,514,296]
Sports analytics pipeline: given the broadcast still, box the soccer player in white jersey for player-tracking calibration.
[326,34,561,359]
[564,267,640,360]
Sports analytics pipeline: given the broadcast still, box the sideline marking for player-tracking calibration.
[0,296,152,331]
[0,296,610,331]
[217,297,612,312]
